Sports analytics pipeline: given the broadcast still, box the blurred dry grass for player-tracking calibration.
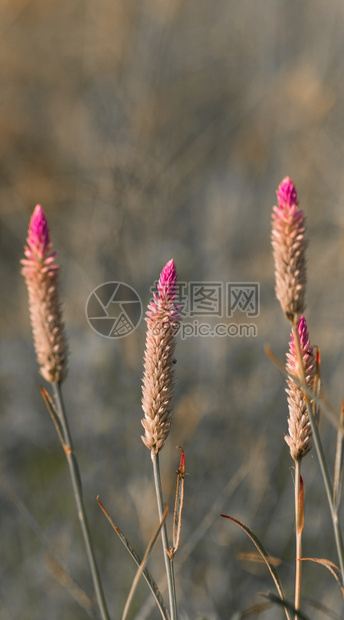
[1,1,344,618]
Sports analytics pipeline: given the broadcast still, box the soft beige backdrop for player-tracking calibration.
[1,1,344,618]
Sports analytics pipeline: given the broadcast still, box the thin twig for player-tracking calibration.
[152,452,178,620]
[294,460,303,618]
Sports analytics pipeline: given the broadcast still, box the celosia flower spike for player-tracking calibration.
[158,258,178,301]
[141,259,181,455]
[271,177,307,323]
[21,205,68,383]
[285,316,315,461]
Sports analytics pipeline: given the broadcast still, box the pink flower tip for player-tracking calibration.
[158,258,177,302]
[291,316,311,351]
[276,176,298,210]
[27,204,52,259]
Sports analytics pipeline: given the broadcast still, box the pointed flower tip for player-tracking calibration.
[291,315,310,350]
[276,176,298,210]
[27,204,51,258]
[297,315,307,335]
[158,258,177,301]
[289,316,313,369]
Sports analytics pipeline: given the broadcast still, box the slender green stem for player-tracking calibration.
[292,324,344,584]
[152,452,178,620]
[53,382,110,620]
[294,459,302,618]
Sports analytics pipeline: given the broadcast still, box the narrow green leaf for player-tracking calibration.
[122,505,169,620]
[221,514,291,620]
[262,593,310,619]
[40,386,65,447]
[97,496,170,620]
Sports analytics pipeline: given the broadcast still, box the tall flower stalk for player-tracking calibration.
[285,317,315,616]
[22,206,110,620]
[141,259,181,620]
[271,178,344,606]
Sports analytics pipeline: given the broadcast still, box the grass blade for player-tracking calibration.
[40,386,65,448]
[97,497,170,620]
[122,505,169,620]
[262,593,310,619]
[221,514,291,620]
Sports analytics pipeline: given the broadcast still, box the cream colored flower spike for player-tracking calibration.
[141,259,181,456]
[21,205,68,384]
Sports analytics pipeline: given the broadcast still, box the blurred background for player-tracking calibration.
[1,0,344,618]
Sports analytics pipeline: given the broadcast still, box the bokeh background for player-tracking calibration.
[1,1,344,618]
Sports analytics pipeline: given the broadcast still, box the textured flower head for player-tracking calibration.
[285,316,315,461]
[141,259,181,455]
[21,205,67,383]
[276,176,298,211]
[271,177,307,323]
[146,258,181,326]
[23,205,56,264]
[158,258,178,301]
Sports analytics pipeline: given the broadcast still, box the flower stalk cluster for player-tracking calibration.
[21,205,67,383]
[272,176,344,606]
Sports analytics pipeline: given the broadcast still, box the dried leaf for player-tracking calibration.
[237,551,282,567]
[298,474,304,535]
[169,446,185,559]
[301,557,344,597]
